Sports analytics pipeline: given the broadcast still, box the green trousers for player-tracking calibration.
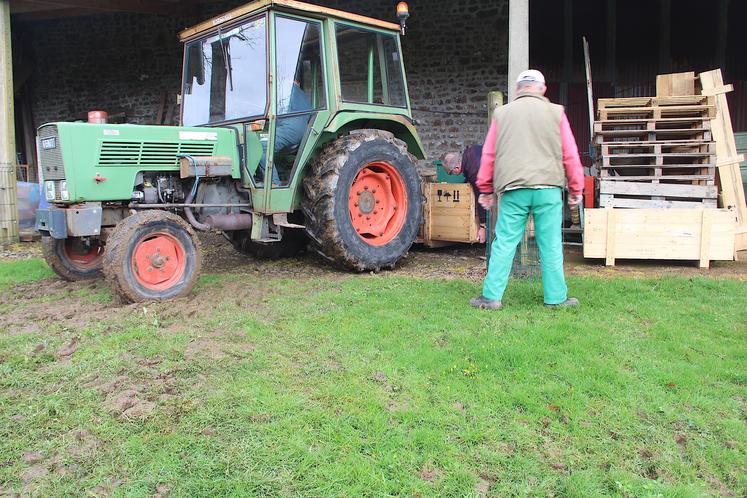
[483,188,568,305]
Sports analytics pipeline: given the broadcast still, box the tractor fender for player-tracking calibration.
[323,112,426,160]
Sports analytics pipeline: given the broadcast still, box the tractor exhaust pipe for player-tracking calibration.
[204,213,252,231]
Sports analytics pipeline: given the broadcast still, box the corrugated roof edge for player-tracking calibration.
[178,0,400,42]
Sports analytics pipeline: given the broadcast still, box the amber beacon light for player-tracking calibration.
[396,2,409,35]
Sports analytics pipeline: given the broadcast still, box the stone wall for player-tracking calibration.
[14,0,508,160]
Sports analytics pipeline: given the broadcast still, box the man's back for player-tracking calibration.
[491,94,565,193]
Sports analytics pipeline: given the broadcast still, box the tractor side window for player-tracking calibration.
[336,25,406,107]
[275,17,325,113]
[182,16,268,126]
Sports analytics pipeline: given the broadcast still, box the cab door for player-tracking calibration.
[264,14,327,209]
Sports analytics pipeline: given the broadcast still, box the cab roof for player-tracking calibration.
[179,0,401,42]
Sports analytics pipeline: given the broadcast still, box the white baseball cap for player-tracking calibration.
[516,69,546,85]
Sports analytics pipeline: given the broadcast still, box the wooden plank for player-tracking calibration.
[583,37,595,147]
[599,196,717,209]
[601,175,712,182]
[600,163,715,169]
[699,69,747,225]
[656,72,695,96]
[599,180,716,199]
[699,209,711,268]
[605,208,616,266]
[584,208,735,262]
[701,83,733,96]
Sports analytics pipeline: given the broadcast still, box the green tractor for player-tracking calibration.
[36,0,425,302]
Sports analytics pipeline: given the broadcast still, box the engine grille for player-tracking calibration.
[39,125,65,181]
[97,141,216,167]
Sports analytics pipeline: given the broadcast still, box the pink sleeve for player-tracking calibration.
[559,112,584,196]
[476,120,498,193]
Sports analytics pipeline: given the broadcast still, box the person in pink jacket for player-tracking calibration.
[470,69,584,310]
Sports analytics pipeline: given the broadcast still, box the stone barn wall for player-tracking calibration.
[13,0,508,160]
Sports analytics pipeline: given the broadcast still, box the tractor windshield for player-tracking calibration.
[182,16,268,126]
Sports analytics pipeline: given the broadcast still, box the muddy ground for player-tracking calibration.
[3,232,746,282]
[1,233,744,340]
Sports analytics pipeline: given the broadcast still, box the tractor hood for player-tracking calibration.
[37,122,240,204]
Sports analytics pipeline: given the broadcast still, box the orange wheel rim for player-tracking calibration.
[131,232,186,291]
[63,239,103,269]
[348,161,408,246]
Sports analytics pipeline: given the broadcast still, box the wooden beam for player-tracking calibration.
[0,0,18,243]
[699,69,747,242]
[18,0,193,16]
[12,7,97,21]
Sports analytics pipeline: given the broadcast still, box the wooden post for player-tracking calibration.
[0,0,18,244]
[507,0,529,102]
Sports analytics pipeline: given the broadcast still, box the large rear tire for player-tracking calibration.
[41,236,104,281]
[302,129,422,271]
[103,210,201,303]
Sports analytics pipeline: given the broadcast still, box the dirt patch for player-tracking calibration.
[55,337,79,358]
[419,465,440,483]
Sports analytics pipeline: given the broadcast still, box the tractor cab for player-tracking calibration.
[178,1,418,212]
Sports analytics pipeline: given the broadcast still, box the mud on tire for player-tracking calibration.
[41,236,104,281]
[302,129,422,271]
[103,210,202,303]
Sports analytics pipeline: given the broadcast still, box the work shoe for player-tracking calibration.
[545,297,579,308]
[470,296,503,310]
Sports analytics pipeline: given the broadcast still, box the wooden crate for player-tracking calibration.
[583,208,735,268]
[422,182,479,246]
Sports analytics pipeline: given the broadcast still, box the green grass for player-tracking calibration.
[0,259,54,290]
[0,259,745,497]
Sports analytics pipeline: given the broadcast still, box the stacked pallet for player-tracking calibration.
[594,95,718,209]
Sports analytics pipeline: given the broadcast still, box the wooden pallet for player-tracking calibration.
[599,180,718,209]
[594,119,712,144]
[600,141,715,166]
[597,96,716,121]
[583,208,736,268]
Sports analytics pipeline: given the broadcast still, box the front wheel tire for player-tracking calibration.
[41,236,104,281]
[103,210,202,303]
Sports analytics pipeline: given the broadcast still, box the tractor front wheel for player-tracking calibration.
[41,236,104,281]
[103,210,201,303]
[302,129,422,271]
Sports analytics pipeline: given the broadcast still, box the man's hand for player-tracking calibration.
[478,193,495,210]
[478,225,487,244]
[568,194,582,207]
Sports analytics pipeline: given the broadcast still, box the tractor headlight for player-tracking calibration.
[44,181,56,201]
[59,181,69,201]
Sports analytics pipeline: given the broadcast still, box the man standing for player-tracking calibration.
[470,70,584,310]
[442,145,487,243]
